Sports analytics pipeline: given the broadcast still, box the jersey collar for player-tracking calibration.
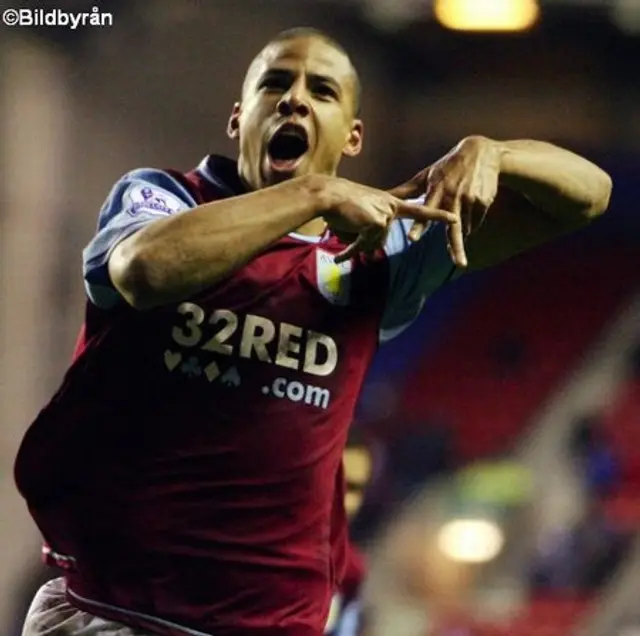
[196,155,248,197]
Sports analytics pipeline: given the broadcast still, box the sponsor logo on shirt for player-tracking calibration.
[164,304,337,409]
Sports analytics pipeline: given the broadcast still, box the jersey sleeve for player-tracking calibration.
[380,197,456,343]
[82,168,197,309]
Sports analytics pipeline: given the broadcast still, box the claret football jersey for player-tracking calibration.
[15,155,454,636]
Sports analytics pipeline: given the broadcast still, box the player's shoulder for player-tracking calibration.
[107,166,197,205]
[95,165,199,230]
[101,155,243,216]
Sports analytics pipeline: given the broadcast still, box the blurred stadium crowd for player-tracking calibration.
[1,1,639,635]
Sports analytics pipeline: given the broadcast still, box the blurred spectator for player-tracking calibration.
[531,495,629,592]
[576,498,629,590]
[530,414,628,592]
[570,414,620,498]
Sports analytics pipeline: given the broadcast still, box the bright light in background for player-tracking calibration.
[344,446,372,517]
[437,518,505,563]
[343,447,372,485]
[345,491,364,517]
[611,0,640,34]
[434,0,540,32]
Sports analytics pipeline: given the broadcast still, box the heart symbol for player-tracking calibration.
[164,350,182,371]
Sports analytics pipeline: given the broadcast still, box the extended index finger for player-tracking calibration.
[407,187,444,241]
[395,200,458,225]
[446,195,467,268]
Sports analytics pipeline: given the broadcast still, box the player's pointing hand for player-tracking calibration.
[393,136,502,269]
[323,179,457,264]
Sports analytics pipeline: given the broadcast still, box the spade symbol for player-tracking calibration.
[220,366,241,388]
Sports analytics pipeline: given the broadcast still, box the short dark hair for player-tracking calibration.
[265,27,362,116]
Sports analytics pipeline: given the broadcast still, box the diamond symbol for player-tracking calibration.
[204,361,220,382]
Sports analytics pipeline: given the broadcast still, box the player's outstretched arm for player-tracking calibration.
[398,136,612,271]
[463,138,612,271]
[108,175,454,310]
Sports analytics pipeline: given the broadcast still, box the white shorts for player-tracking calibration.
[22,578,150,636]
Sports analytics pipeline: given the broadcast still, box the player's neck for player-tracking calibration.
[235,161,327,237]
[295,217,327,236]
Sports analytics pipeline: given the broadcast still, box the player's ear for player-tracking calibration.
[227,103,242,140]
[342,119,363,158]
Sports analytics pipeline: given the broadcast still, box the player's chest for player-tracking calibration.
[150,242,387,382]
[199,240,386,325]
[213,241,358,313]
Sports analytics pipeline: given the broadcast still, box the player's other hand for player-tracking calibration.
[395,136,502,269]
[324,179,457,264]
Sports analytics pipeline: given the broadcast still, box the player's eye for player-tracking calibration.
[259,76,289,92]
[314,84,338,100]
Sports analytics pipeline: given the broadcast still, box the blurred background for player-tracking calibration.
[1,0,639,635]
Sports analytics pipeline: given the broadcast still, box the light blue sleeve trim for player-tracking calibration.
[333,599,362,636]
[380,196,456,343]
[82,168,197,308]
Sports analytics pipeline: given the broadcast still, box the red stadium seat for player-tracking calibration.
[400,242,639,464]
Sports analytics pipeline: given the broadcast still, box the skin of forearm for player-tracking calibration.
[110,173,331,309]
[496,139,612,222]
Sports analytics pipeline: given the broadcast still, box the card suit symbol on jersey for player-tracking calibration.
[204,360,220,383]
[220,366,241,388]
[164,350,182,371]
[181,356,202,377]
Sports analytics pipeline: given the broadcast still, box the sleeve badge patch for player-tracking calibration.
[125,184,185,217]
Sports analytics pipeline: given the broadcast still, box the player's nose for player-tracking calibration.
[277,83,310,118]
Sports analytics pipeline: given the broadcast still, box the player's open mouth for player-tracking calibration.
[267,123,310,172]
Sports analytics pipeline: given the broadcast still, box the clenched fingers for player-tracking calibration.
[334,226,387,264]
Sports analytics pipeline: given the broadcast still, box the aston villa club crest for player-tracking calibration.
[316,249,352,306]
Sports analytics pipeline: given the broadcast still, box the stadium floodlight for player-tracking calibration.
[437,518,505,563]
[434,0,540,32]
